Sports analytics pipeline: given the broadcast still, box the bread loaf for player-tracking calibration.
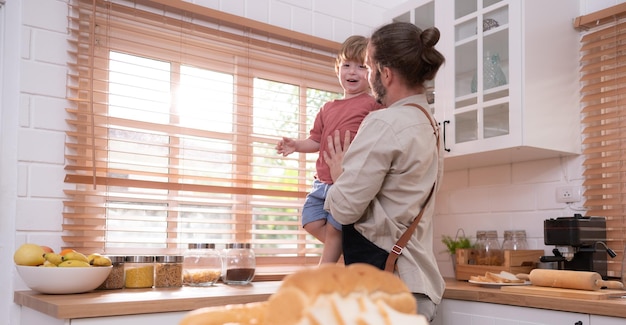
[179,263,428,325]
[470,271,525,284]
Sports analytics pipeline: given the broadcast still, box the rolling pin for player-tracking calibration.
[516,269,624,291]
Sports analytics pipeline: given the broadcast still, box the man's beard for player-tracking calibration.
[371,70,386,105]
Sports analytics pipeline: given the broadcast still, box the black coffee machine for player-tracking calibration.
[540,214,616,278]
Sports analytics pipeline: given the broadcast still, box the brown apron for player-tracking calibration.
[341,103,439,273]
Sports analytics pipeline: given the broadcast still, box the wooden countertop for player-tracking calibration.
[444,279,626,318]
[14,281,280,319]
[14,278,626,320]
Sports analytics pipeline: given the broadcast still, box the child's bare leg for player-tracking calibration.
[319,224,342,264]
[303,219,327,243]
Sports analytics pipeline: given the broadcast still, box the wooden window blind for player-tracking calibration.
[64,0,342,267]
[576,3,626,278]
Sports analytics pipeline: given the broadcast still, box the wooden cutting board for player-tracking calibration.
[500,285,625,300]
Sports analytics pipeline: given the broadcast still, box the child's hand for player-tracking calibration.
[276,137,296,156]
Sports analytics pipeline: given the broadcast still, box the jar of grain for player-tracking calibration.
[222,243,255,285]
[124,255,155,288]
[183,243,222,286]
[97,255,125,290]
[476,230,503,266]
[154,255,183,288]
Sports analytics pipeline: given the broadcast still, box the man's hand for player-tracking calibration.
[323,130,351,182]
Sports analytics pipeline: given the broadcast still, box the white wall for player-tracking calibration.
[0,0,623,324]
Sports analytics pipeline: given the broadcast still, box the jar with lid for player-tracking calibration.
[183,243,222,286]
[222,243,255,285]
[124,255,155,288]
[476,230,503,266]
[502,230,528,251]
[97,255,125,290]
[154,255,183,288]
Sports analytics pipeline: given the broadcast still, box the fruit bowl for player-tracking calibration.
[16,265,112,294]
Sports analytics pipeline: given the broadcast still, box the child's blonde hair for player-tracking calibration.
[335,35,368,73]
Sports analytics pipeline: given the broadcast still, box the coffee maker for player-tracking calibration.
[540,214,616,278]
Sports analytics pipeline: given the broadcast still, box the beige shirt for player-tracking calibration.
[324,94,445,304]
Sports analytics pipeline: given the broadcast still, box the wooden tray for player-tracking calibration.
[455,249,544,281]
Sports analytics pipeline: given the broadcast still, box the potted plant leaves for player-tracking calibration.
[442,229,474,273]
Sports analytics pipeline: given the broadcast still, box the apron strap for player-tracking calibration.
[383,103,439,273]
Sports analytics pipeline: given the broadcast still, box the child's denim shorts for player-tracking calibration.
[301,179,341,231]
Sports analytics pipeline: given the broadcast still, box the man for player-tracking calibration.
[323,22,446,322]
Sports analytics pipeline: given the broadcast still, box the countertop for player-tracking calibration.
[14,278,626,319]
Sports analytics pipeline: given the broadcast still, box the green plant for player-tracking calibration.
[441,235,474,255]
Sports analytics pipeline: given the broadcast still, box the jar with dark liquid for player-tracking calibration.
[222,243,255,285]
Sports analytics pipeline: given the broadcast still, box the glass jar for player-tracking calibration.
[183,243,222,286]
[97,255,125,290]
[474,230,486,264]
[484,230,504,265]
[476,230,503,266]
[222,243,255,285]
[502,230,528,251]
[154,255,183,288]
[124,255,155,288]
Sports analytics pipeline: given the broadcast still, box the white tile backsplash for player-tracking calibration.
[21,0,67,31]
[20,27,31,59]
[469,164,511,187]
[31,29,68,65]
[246,0,270,24]
[17,128,65,163]
[15,198,64,231]
[31,96,69,131]
[269,1,292,30]
[512,158,562,184]
[291,6,314,35]
[489,184,537,212]
[220,0,246,17]
[30,164,67,198]
[19,60,66,97]
[19,94,30,127]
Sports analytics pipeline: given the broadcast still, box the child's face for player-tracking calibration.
[337,60,369,96]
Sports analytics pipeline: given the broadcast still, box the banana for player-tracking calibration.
[58,260,91,267]
[44,252,63,266]
[88,253,112,267]
[42,260,58,267]
[62,251,89,263]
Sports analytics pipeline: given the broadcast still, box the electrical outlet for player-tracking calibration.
[555,186,582,203]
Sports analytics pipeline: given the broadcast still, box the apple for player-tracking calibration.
[41,245,54,253]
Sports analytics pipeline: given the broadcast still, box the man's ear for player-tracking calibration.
[381,66,393,86]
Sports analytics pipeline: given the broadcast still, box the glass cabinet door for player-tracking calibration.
[453,0,509,144]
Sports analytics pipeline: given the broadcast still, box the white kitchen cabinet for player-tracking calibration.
[19,308,187,325]
[386,0,581,170]
[590,315,626,325]
[439,299,589,325]
[69,312,187,325]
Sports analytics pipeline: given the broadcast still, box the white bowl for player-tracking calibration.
[16,265,112,294]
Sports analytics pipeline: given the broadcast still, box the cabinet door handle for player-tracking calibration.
[442,120,451,152]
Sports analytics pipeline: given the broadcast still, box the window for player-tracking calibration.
[577,4,626,277]
[64,0,342,266]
